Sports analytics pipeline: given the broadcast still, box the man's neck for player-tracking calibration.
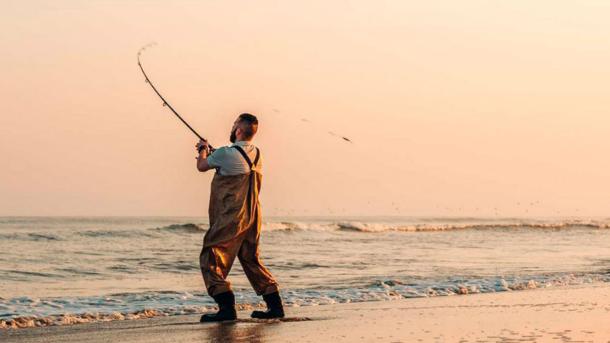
[232,140,252,145]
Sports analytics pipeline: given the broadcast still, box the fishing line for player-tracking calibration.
[271,108,354,144]
[138,44,353,150]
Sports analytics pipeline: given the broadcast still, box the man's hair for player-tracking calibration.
[237,113,258,139]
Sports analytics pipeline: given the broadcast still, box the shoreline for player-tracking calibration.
[2,283,609,342]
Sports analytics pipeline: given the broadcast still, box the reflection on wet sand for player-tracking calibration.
[201,317,315,342]
[204,322,268,343]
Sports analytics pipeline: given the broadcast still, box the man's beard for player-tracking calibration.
[230,129,237,143]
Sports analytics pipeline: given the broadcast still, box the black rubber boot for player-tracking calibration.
[200,291,237,322]
[251,291,285,319]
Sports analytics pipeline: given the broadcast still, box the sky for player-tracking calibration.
[1,0,609,217]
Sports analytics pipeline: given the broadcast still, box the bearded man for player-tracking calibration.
[195,113,283,322]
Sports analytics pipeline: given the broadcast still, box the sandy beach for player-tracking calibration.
[2,283,609,342]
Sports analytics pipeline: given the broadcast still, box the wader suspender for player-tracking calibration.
[232,145,260,171]
[233,145,260,213]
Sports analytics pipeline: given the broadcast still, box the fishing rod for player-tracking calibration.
[137,43,213,152]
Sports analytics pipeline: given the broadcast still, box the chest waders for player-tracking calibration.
[199,146,279,298]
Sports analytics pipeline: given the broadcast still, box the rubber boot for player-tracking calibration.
[200,291,237,322]
[251,291,285,319]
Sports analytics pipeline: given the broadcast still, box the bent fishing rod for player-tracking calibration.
[137,43,213,152]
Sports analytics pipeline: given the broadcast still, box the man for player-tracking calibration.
[195,113,284,322]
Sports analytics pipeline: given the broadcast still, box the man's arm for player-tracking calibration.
[196,140,213,172]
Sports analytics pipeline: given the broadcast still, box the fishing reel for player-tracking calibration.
[197,144,215,154]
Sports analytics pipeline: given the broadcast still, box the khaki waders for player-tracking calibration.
[199,146,279,297]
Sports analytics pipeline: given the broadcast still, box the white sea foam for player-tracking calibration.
[327,219,610,233]
[1,272,608,329]
[151,219,610,235]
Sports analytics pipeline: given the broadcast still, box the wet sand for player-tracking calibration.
[2,283,610,342]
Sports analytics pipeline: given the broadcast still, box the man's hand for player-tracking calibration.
[196,139,210,155]
[196,139,212,172]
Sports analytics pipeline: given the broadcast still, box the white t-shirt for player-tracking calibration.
[206,141,262,176]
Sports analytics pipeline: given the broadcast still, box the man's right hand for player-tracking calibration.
[196,139,210,154]
[195,139,213,172]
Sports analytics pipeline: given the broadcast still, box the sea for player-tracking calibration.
[1,216,609,328]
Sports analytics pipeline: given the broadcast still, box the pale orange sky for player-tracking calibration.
[1,0,609,217]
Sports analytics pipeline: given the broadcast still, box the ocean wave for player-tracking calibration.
[2,272,609,329]
[0,303,266,330]
[262,221,329,231]
[0,309,167,329]
[335,220,610,233]
[1,270,64,281]
[0,233,63,242]
[27,233,61,241]
[150,261,199,272]
[154,221,326,233]
[142,219,610,235]
[274,262,331,270]
[78,230,159,239]
[156,223,207,233]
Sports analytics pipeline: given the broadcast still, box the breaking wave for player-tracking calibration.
[156,223,207,233]
[5,219,599,239]
[151,219,610,235]
[1,272,609,329]
[335,220,610,233]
